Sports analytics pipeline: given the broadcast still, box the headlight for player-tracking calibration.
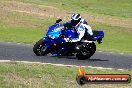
[48,35,55,39]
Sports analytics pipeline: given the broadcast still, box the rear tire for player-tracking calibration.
[76,42,96,60]
[33,39,48,56]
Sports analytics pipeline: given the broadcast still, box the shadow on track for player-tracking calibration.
[51,56,109,61]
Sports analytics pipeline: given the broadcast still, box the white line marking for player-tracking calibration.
[0,60,131,71]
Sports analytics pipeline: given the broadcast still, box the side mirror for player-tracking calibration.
[55,19,62,23]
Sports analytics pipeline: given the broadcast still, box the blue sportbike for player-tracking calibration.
[33,23,104,60]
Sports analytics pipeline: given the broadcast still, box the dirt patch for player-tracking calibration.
[0,17,34,28]
[82,14,132,29]
[4,73,44,87]
[0,7,41,28]
[1,1,70,19]
[1,1,132,29]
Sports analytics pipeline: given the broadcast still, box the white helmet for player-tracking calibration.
[71,13,82,26]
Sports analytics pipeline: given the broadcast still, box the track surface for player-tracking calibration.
[0,42,132,70]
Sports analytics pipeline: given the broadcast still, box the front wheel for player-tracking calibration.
[33,39,48,56]
[76,42,96,60]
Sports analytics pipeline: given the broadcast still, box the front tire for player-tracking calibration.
[33,39,48,56]
[76,42,96,60]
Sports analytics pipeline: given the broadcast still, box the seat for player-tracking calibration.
[92,30,103,37]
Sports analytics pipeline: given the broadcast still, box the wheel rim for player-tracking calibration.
[81,49,90,56]
[76,43,96,59]
[80,44,95,56]
[37,44,46,54]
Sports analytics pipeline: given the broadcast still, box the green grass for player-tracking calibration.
[0,62,131,88]
[0,25,43,44]
[93,23,132,54]
[0,9,55,44]
[12,0,132,18]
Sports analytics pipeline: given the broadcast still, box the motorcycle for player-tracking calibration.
[33,23,104,60]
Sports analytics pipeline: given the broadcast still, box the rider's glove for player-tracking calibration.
[92,36,99,40]
[92,36,100,41]
[64,38,72,42]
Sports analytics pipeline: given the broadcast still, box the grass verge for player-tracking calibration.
[10,0,132,18]
[0,62,131,88]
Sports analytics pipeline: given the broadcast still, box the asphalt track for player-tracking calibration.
[0,42,132,70]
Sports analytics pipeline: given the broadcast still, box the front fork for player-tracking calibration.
[42,37,54,54]
[42,37,64,55]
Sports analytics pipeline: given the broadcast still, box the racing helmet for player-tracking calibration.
[71,13,82,26]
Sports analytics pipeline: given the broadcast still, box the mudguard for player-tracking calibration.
[42,37,52,49]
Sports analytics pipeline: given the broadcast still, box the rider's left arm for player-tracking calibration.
[83,24,93,36]
[64,25,85,42]
[71,28,85,42]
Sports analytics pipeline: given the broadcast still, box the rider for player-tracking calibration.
[56,13,97,42]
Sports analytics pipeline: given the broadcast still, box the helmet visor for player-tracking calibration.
[71,20,80,26]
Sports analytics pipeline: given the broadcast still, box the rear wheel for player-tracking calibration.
[76,42,96,60]
[33,39,48,56]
